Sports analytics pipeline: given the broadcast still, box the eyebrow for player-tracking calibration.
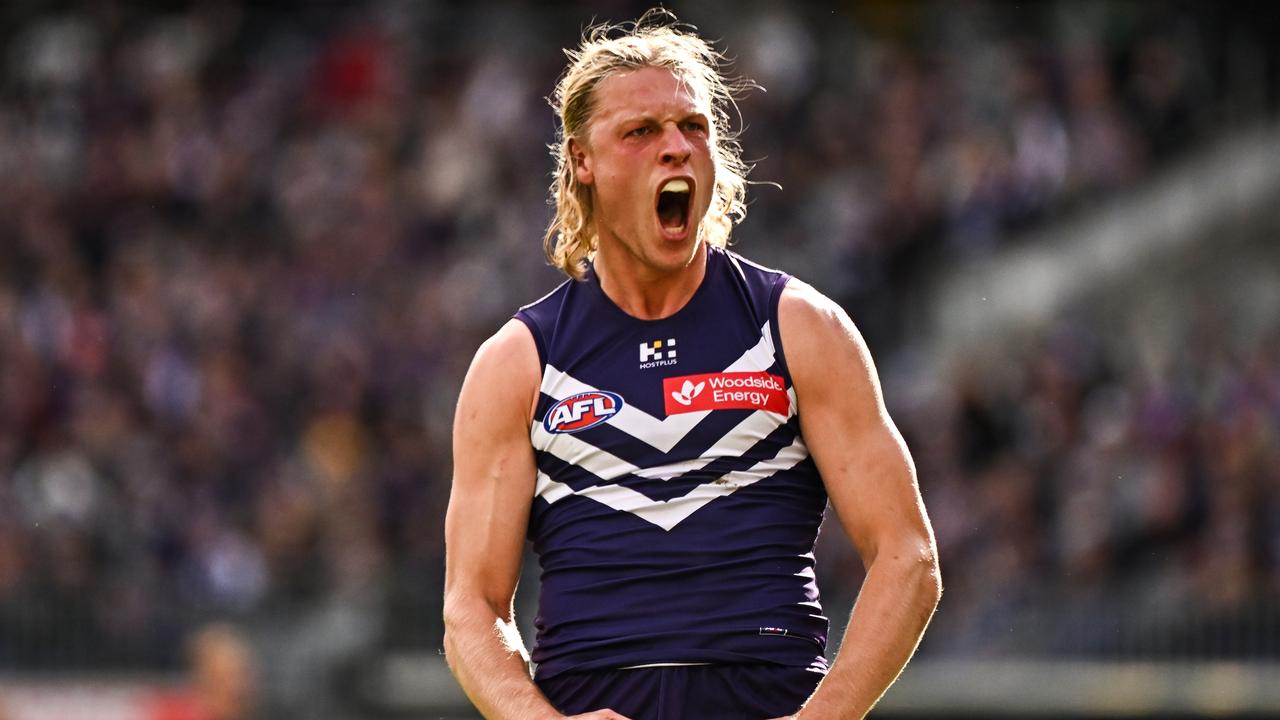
[618,110,708,126]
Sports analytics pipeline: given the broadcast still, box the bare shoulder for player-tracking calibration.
[459,318,542,427]
[778,278,869,370]
[471,319,540,374]
[780,275,847,320]
[777,277,885,429]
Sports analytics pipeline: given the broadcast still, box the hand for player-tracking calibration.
[563,711,633,719]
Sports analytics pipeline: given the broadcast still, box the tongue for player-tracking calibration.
[658,193,685,228]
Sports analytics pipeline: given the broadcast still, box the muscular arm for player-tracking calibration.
[442,320,556,719]
[778,281,942,720]
[444,321,629,720]
[445,320,634,717]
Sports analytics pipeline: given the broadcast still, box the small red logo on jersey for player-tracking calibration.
[544,391,624,434]
[663,372,789,416]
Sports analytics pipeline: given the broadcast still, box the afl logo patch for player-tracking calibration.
[543,391,624,434]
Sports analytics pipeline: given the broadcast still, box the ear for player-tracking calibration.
[569,137,593,186]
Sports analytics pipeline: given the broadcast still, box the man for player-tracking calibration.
[148,623,257,720]
[443,11,940,719]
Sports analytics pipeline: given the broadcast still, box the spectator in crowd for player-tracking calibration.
[148,623,258,720]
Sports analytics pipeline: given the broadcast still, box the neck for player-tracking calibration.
[593,242,708,321]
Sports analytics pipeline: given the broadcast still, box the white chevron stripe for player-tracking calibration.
[536,322,788,453]
[540,365,709,452]
[533,406,785,485]
[532,320,804,530]
[535,472,574,504]
[534,430,639,481]
[724,322,780,374]
[535,435,809,531]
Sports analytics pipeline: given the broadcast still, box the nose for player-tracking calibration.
[659,123,692,165]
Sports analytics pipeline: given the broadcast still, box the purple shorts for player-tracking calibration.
[536,663,824,719]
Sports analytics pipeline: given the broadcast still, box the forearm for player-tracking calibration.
[443,599,561,720]
[799,545,941,719]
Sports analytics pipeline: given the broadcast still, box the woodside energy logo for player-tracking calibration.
[663,372,789,416]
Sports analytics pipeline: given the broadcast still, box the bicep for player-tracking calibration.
[444,320,542,615]
[780,283,933,565]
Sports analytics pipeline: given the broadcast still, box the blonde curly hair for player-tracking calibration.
[544,9,751,279]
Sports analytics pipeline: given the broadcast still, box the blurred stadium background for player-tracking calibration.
[1,1,1278,718]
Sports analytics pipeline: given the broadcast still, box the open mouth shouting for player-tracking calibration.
[655,177,693,239]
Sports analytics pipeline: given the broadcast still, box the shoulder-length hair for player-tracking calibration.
[544,9,752,279]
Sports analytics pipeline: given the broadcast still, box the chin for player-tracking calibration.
[653,234,703,271]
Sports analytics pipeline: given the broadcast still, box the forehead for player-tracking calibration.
[590,66,710,124]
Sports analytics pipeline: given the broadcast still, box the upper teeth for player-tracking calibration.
[661,179,689,194]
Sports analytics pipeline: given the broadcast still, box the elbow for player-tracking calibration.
[871,535,941,615]
[441,592,489,672]
[903,537,942,614]
[441,590,511,652]
[442,588,464,631]
[441,592,464,658]
[922,548,942,611]
[441,589,481,656]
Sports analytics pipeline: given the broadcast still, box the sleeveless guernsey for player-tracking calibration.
[515,246,830,680]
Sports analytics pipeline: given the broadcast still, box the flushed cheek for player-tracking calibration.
[593,172,639,217]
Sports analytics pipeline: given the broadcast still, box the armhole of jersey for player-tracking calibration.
[768,273,793,385]
[513,311,548,375]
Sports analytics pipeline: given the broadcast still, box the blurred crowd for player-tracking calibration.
[900,278,1280,658]
[0,0,1277,700]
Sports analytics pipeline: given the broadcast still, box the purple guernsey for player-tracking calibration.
[515,247,830,680]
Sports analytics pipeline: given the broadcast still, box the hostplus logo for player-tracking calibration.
[639,338,678,369]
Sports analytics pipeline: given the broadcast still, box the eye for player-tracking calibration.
[626,125,651,138]
[681,119,708,134]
